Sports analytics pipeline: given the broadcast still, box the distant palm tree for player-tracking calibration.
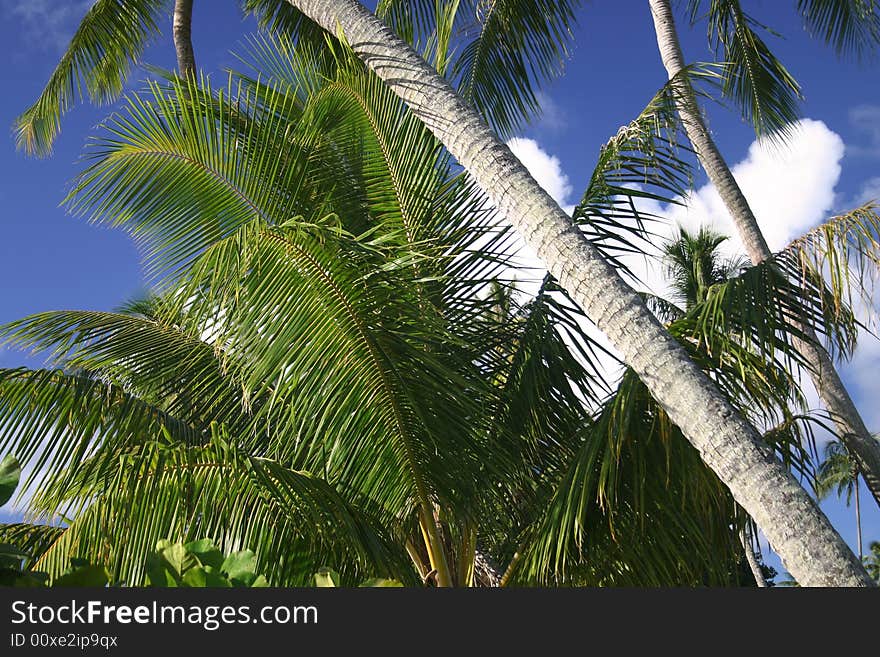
[663,226,747,308]
[865,541,880,583]
[816,440,868,559]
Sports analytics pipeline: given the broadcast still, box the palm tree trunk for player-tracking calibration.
[855,469,863,560]
[285,0,873,586]
[647,0,880,510]
[173,0,196,77]
[741,525,767,587]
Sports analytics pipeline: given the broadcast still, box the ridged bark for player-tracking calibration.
[173,0,196,77]
[648,0,880,510]
[284,0,873,586]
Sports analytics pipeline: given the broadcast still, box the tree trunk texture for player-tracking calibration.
[285,0,872,586]
[648,0,880,510]
[173,0,196,77]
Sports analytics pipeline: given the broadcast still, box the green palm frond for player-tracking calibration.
[66,75,323,282]
[504,295,818,586]
[640,291,687,323]
[32,435,412,586]
[685,203,880,368]
[14,0,169,157]
[689,0,802,139]
[509,366,742,586]
[778,202,880,340]
[167,219,504,522]
[796,0,880,59]
[0,366,194,502]
[375,0,438,47]
[240,0,331,52]
[574,67,722,281]
[452,0,580,137]
[0,523,66,569]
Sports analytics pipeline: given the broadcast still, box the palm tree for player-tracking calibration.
[0,37,830,587]
[12,0,871,585]
[647,0,880,508]
[662,226,747,308]
[865,541,880,582]
[278,0,871,586]
[816,440,864,559]
[173,0,196,75]
[659,225,820,588]
[0,58,702,586]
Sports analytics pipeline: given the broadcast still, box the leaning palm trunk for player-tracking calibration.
[648,0,880,510]
[173,0,196,76]
[854,465,863,560]
[284,0,872,586]
[740,525,767,587]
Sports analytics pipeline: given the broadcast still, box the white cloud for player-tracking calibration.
[534,91,567,133]
[661,119,845,257]
[503,120,870,401]
[855,176,880,205]
[848,104,880,158]
[507,137,574,211]
[3,0,95,52]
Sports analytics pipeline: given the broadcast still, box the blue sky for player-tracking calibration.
[0,0,878,580]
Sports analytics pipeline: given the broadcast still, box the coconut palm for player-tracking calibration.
[278,0,871,586]
[816,440,865,559]
[647,0,880,508]
[1,32,663,586]
[500,221,830,585]
[662,226,747,308]
[865,541,880,582]
[0,40,826,586]
[12,0,871,584]
[15,0,577,155]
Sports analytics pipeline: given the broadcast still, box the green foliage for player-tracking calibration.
[865,541,880,582]
[0,455,21,506]
[146,539,269,587]
[452,0,580,137]
[795,0,880,59]
[7,6,860,588]
[14,0,169,156]
[688,0,802,139]
[313,567,402,587]
[815,440,859,503]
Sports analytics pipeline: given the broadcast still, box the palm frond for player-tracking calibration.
[14,0,169,156]
[33,435,413,586]
[574,67,718,282]
[452,0,580,137]
[796,0,880,59]
[689,0,802,139]
[0,523,66,569]
[778,202,880,344]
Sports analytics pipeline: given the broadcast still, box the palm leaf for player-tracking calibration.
[689,0,802,139]
[796,0,880,59]
[14,0,169,156]
[452,0,580,137]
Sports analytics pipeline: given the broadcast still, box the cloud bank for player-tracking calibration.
[504,120,880,429]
